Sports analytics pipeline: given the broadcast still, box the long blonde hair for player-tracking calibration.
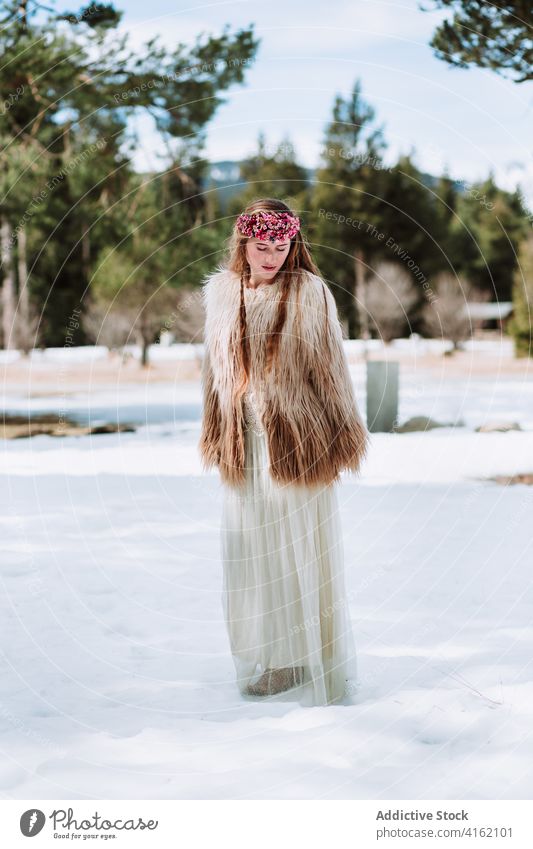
[221,197,320,397]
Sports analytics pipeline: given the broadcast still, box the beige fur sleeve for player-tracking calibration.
[197,271,225,471]
[198,343,222,471]
[305,274,369,474]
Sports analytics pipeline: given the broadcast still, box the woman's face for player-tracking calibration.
[245,237,291,282]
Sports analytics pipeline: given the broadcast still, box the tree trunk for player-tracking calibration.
[354,248,370,341]
[81,226,90,283]
[347,268,359,339]
[19,0,28,29]
[17,227,32,355]
[141,337,149,367]
[136,322,150,367]
[1,217,17,350]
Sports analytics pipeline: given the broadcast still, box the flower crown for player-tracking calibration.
[235,209,301,242]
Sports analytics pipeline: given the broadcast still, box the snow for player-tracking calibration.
[1,350,533,799]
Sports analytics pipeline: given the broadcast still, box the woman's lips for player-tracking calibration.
[262,265,276,270]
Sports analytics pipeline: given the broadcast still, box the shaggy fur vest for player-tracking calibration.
[198,265,368,489]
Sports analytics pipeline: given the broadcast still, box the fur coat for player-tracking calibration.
[198,265,368,489]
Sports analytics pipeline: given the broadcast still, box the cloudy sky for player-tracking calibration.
[67,0,533,204]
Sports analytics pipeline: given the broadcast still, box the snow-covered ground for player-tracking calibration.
[1,352,533,799]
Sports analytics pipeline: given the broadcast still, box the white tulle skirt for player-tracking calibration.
[220,419,358,706]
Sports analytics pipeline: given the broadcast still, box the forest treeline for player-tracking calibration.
[0,0,531,359]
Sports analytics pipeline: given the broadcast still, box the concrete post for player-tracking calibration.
[366,360,399,433]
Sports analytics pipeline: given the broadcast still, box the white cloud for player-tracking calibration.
[117,0,446,55]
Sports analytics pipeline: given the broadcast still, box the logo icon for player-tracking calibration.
[20,809,46,837]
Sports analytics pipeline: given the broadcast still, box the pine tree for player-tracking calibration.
[309,80,387,338]
[230,132,310,214]
[509,234,533,357]
[425,0,533,83]
[450,175,527,300]
[0,0,259,346]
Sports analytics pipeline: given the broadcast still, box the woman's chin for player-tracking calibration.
[252,269,277,280]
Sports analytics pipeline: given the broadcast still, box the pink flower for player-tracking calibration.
[235,210,300,241]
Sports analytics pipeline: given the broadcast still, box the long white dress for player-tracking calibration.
[220,283,358,706]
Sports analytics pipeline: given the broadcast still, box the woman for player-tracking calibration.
[199,198,368,706]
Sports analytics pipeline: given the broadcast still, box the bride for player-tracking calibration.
[199,197,368,706]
